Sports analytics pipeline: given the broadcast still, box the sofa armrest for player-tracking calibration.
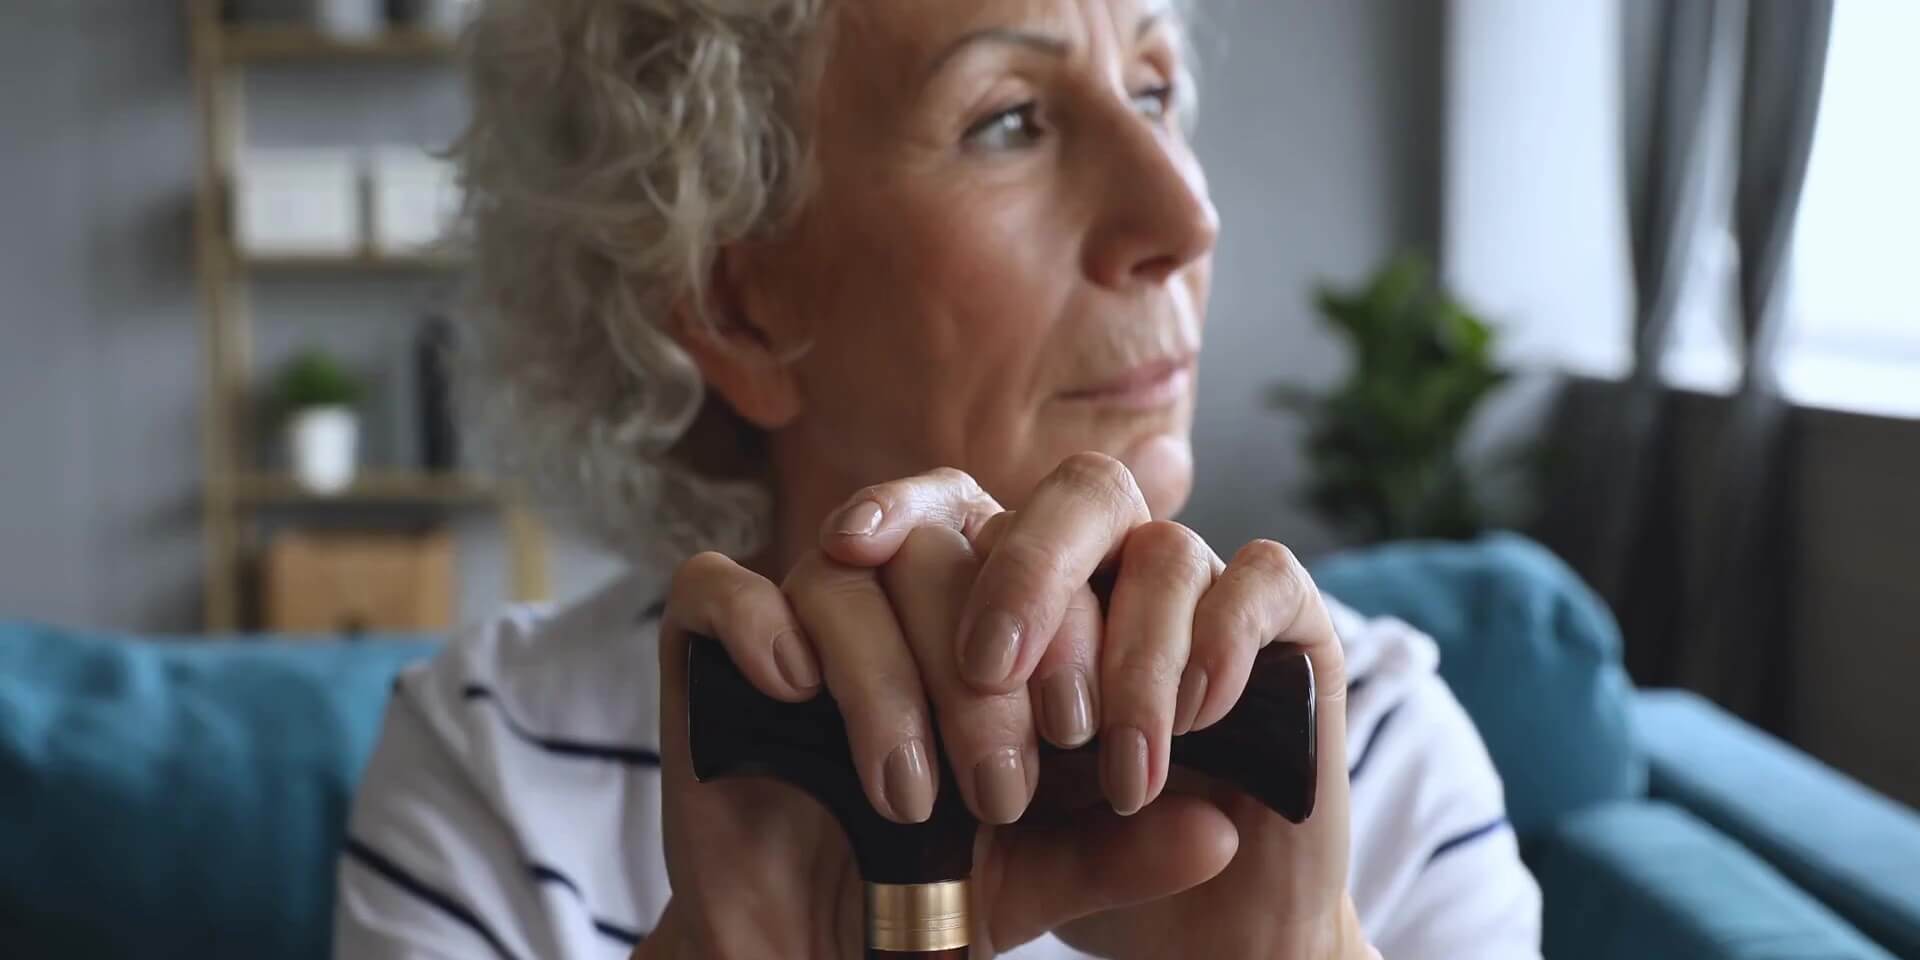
[1526,801,1896,960]
[1636,690,1920,959]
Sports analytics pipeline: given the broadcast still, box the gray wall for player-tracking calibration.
[1184,0,1446,557]
[0,0,1442,631]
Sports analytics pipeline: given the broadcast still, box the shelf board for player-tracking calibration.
[238,251,466,273]
[219,26,457,63]
[234,470,498,506]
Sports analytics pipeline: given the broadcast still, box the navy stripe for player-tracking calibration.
[1345,674,1371,701]
[1347,703,1400,780]
[344,838,521,960]
[527,864,646,947]
[637,600,666,624]
[462,685,663,767]
[1426,816,1511,867]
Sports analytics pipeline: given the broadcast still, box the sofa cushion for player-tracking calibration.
[0,621,437,960]
[1527,800,1897,960]
[1638,690,1920,960]
[1313,532,1644,834]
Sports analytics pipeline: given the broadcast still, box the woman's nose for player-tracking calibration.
[1082,115,1220,291]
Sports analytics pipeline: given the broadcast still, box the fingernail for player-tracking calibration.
[1173,668,1209,736]
[884,738,935,823]
[835,501,883,537]
[1040,670,1095,747]
[1103,726,1150,816]
[772,631,821,692]
[974,747,1030,824]
[961,611,1022,687]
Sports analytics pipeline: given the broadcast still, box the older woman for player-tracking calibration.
[335,0,1540,957]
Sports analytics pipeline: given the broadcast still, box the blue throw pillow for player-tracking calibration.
[1313,533,1644,834]
[0,621,438,959]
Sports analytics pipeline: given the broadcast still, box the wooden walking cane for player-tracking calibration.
[687,638,1318,959]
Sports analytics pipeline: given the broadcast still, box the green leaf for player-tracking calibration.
[1283,249,1534,543]
[276,349,363,417]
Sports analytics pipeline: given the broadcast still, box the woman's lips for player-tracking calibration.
[1060,356,1195,410]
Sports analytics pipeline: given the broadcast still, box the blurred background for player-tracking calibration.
[1,0,1917,954]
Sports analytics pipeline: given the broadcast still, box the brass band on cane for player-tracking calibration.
[866,880,971,952]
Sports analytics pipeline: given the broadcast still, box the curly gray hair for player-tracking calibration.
[453,0,1195,562]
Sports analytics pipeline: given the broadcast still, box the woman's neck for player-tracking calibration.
[742,438,862,583]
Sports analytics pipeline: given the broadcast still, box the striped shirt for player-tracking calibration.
[334,569,1541,958]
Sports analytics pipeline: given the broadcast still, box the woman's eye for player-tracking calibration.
[964,102,1044,151]
[1133,83,1175,122]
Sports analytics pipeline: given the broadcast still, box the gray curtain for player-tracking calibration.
[1679,0,1835,724]
[1587,0,1833,707]
[1584,0,1740,680]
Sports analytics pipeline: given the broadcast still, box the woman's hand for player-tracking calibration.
[651,462,1242,958]
[822,453,1376,960]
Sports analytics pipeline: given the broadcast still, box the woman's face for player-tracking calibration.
[721,0,1217,519]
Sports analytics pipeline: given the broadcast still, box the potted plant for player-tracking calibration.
[276,349,364,495]
[1272,253,1528,543]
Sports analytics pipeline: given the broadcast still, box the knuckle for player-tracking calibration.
[670,551,732,597]
[849,481,897,512]
[1052,452,1142,513]
[927,466,979,492]
[1236,538,1303,580]
[1109,647,1185,699]
[1197,590,1267,653]
[784,551,874,602]
[1124,522,1216,592]
[988,537,1068,600]
[893,523,970,568]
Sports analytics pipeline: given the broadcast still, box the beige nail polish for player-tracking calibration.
[883,738,934,823]
[1104,726,1150,816]
[973,747,1029,824]
[1173,668,1209,736]
[772,631,821,691]
[961,611,1022,687]
[1041,670,1095,746]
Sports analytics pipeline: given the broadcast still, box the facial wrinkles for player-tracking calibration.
[784,0,1203,487]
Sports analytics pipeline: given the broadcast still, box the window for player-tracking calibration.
[1779,0,1920,418]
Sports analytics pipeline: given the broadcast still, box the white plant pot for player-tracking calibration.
[288,407,360,495]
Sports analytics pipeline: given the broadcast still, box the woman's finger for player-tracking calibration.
[817,467,1004,567]
[956,453,1152,693]
[979,793,1238,954]
[880,525,1039,824]
[784,552,940,824]
[975,511,1103,749]
[663,551,818,702]
[1185,539,1317,734]
[1099,521,1222,815]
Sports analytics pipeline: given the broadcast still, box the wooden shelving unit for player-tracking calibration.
[221,26,457,63]
[186,0,546,632]
[239,250,466,273]
[233,470,498,505]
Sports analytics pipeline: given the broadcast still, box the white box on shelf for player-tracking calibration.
[422,0,480,38]
[368,147,462,258]
[231,149,362,259]
[315,0,384,39]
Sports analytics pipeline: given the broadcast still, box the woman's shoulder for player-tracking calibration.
[396,567,670,773]
[1327,594,1504,812]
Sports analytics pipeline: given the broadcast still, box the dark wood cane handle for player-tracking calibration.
[686,636,1318,888]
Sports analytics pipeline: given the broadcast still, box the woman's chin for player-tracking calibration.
[1119,432,1195,520]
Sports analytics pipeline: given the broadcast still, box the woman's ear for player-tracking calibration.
[669,246,805,431]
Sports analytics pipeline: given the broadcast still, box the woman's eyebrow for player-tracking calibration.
[925,11,1168,80]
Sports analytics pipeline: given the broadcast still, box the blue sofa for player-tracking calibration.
[2,534,1916,959]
